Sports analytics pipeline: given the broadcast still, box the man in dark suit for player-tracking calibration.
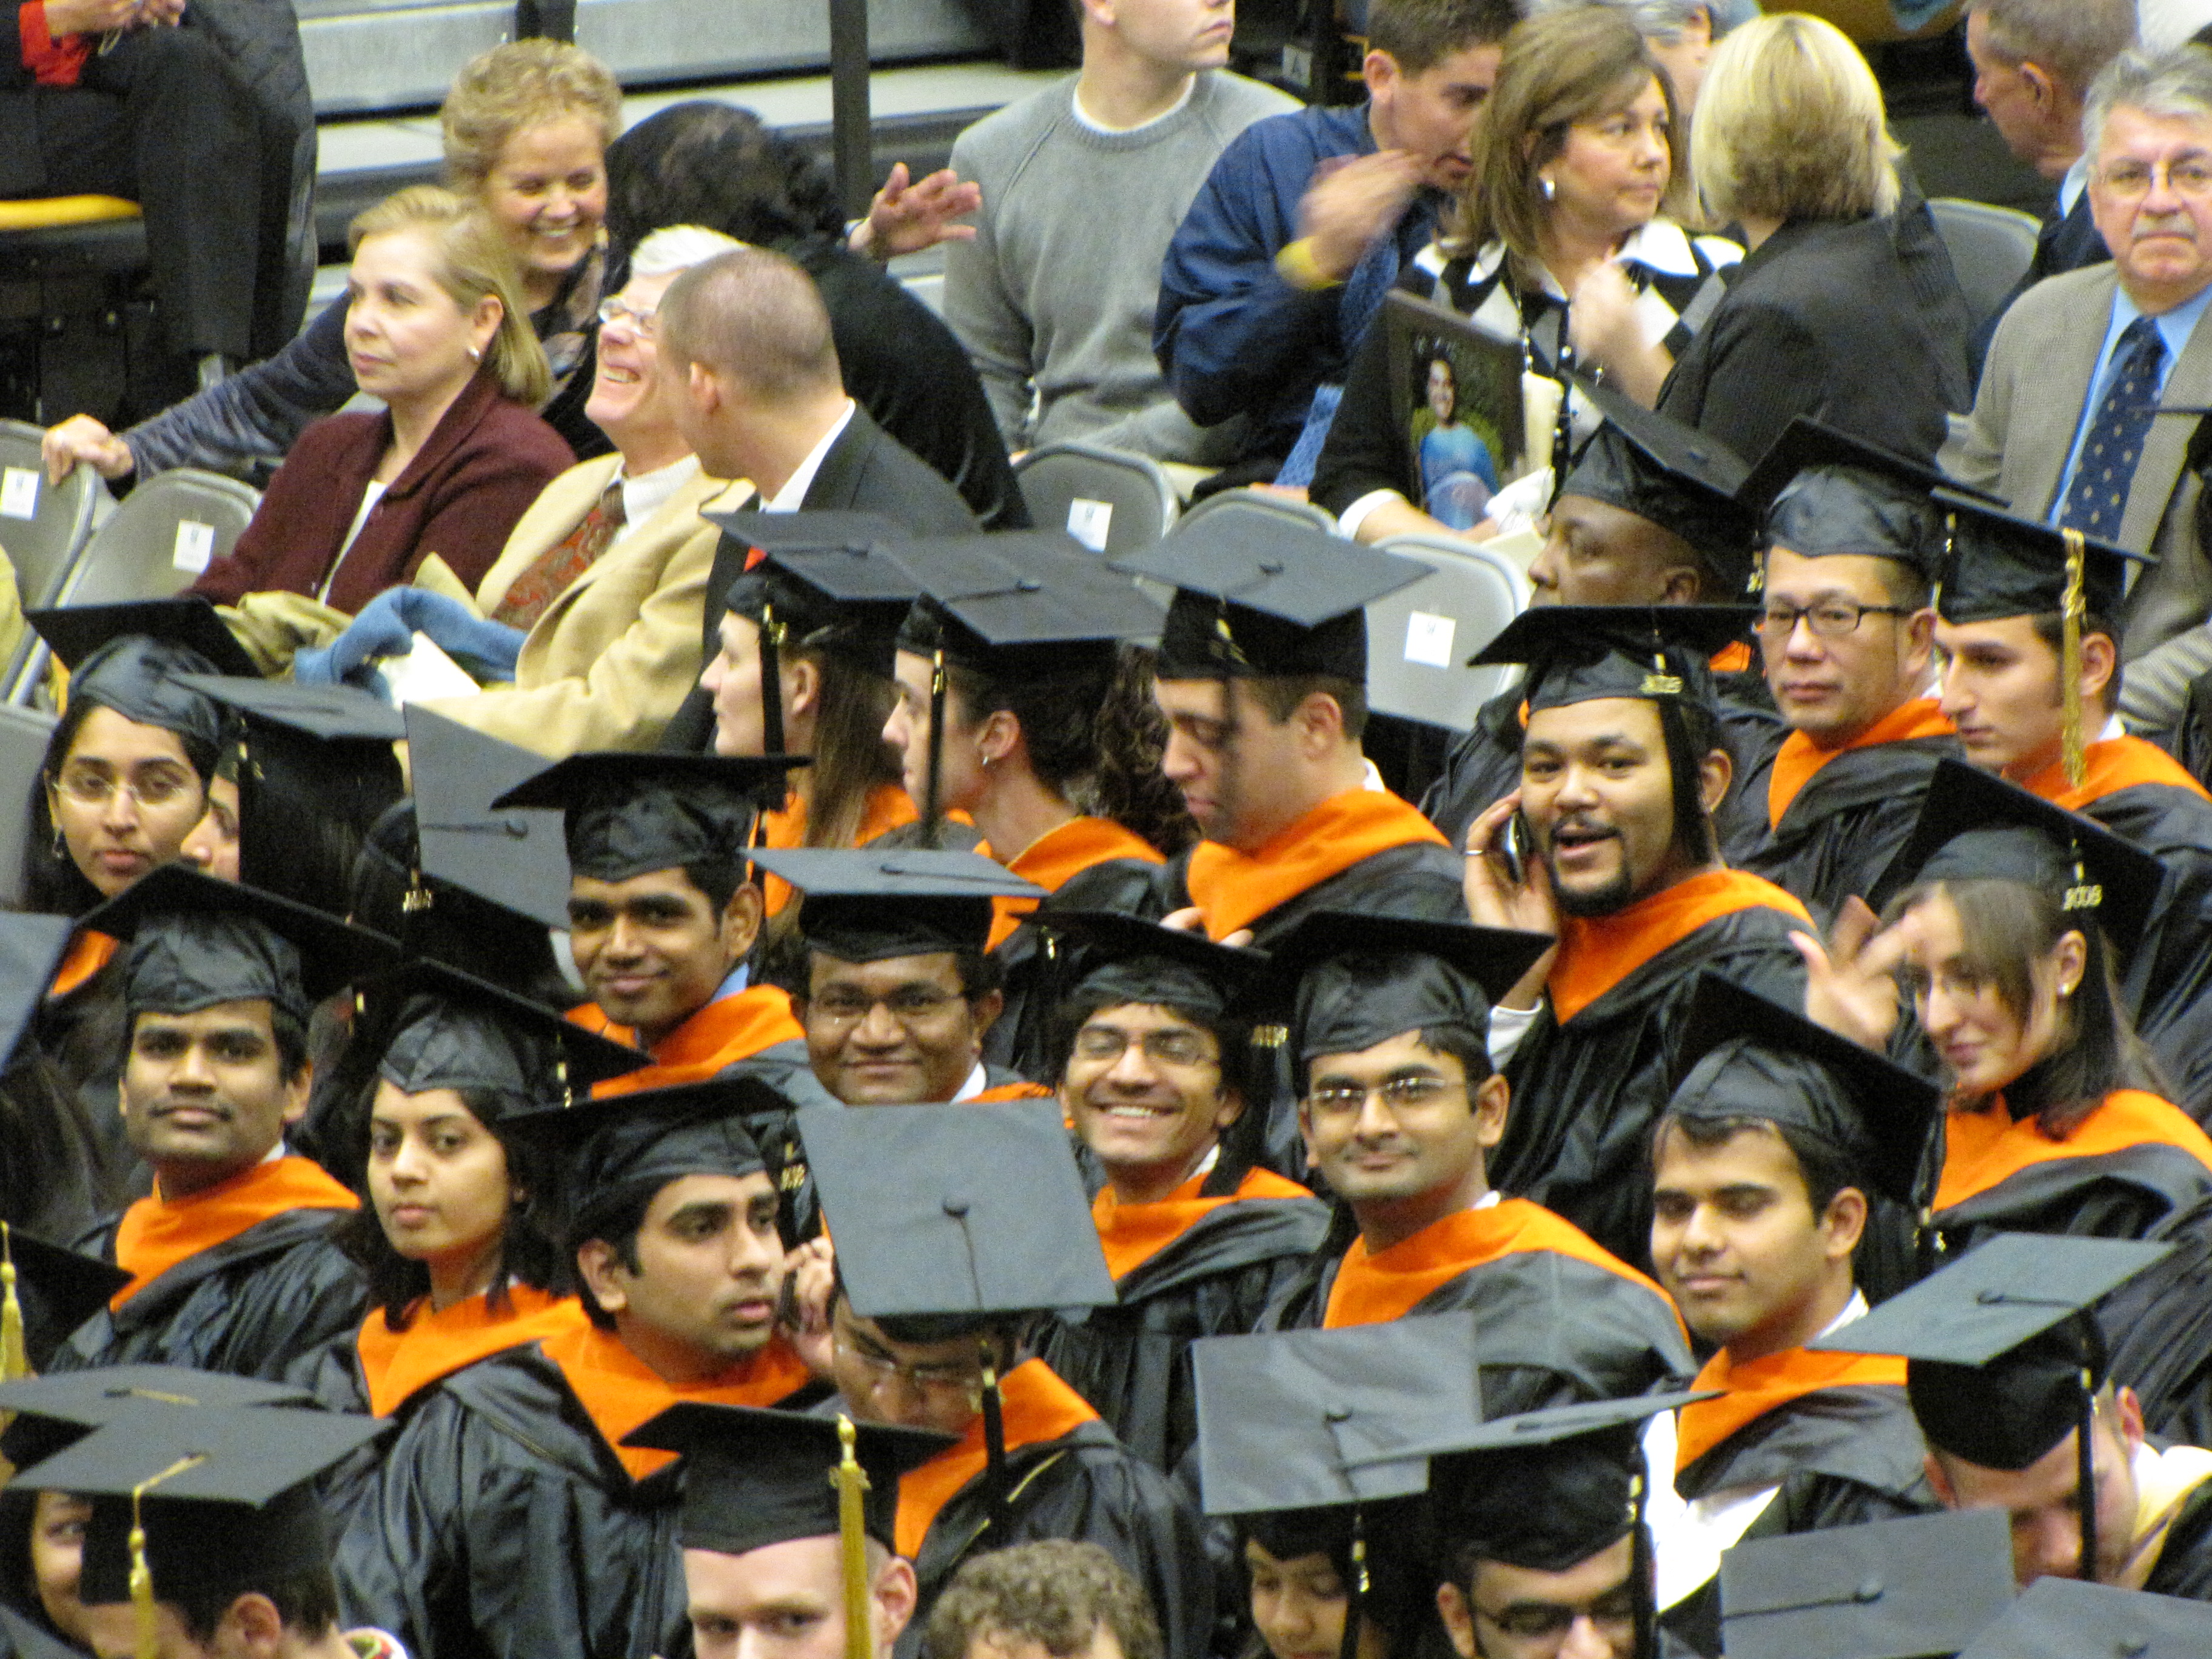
[1964,0,2135,360]
[654,243,978,752]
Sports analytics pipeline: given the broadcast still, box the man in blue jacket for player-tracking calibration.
[1154,0,1517,491]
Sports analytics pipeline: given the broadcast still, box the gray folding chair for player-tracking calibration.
[1173,487,1339,538]
[10,468,260,703]
[1927,198,2040,331]
[0,422,112,705]
[1367,534,1530,732]
[0,701,57,908]
[1013,440,1179,556]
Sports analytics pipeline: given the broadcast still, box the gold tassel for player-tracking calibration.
[129,1455,205,1659]
[0,1223,27,1384]
[2061,528,2088,789]
[830,1415,872,1659]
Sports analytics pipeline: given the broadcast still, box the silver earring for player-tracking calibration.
[468,345,482,361]
[1539,175,1557,201]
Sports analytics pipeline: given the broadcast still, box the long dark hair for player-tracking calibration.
[1882,876,2164,1136]
[603,101,845,264]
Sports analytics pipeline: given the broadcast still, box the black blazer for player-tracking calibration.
[659,406,980,752]
[1658,207,1972,466]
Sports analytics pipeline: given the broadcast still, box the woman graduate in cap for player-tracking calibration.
[1805,758,2212,1256]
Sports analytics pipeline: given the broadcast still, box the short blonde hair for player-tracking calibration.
[1453,8,1680,261]
[441,39,622,195]
[348,186,552,406]
[1691,13,1900,226]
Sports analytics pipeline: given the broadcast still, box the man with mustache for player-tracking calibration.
[1462,608,1812,1270]
[1954,42,2212,733]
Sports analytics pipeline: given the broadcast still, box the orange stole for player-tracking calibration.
[1766,698,1954,826]
[1550,869,1811,1025]
[1934,1090,2212,1213]
[356,1287,587,1418]
[896,1358,1099,1560]
[537,1321,814,1481]
[2023,735,2212,811]
[1322,1198,1678,1331]
[1093,1166,1313,1281]
[987,817,1164,950]
[1675,1342,1908,1471]
[1709,640,1753,675]
[48,930,116,999]
[971,1079,1054,1102]
[571,984,803,1097]
[757,783,919,916]
[112,1156,360,1307]
[1185,789,1449,941]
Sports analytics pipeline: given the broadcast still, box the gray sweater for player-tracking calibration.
[945,69,1296,464]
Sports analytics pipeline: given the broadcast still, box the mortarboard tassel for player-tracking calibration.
[922,645,948,850]
[831,1415,873,1659]
[1335,1509,1369,1659]
[129,1455,206,1659]
[2060,529,2088,789]
[978,1341,1011,1540]
[759,602,787,758]
[2077,1359,2099,1586]
[0,1222,27,1384]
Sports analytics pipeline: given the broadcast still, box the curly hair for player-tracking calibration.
[921,1542,1164,1659]
[441,39,622,195]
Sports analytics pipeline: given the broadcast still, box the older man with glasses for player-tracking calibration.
[1956,41,2212,733]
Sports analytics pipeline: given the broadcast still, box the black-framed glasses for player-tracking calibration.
[1754,600,1914,641]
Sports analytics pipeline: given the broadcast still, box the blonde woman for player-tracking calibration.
[1657,11,1972,463]
[190,187,571,613]
[45,38,622,479]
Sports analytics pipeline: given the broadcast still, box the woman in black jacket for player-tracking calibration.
[1657,11,1972,465]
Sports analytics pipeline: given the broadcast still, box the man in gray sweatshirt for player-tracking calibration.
[943,0,1296,466]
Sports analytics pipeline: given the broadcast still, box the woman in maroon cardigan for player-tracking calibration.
[192,186,574,614]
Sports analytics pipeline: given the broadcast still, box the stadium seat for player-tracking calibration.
[1367,532,1530,733]
[1014,440,1179,557]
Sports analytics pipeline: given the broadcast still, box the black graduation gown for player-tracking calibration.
[0,1606,78,1659]
[1661,1384,1936,1658]
[335,1344,694,1659]
[1740,732,1958,928]
[986,856,1165,1082]
[1039,1188,1333,1471]
[55,1207,366,1382]
[1932,1138,2212,1258]
[2143,1466,2212,1601]
[897,1365,1215,1659]
[1493,896,1811,1271]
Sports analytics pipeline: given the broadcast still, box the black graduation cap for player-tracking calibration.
[1868,757,2165,964]
[1466,605,1751,712]
[1045,909,1272,1029]
[1665,973,1943,1210]
[170,676,406,743]
[1954,1577,2212,1659]
[403,706,574,933]
[0,1224,133,1384]
[1190,1314,1488,1517]
[11,1403,388,1612]
[31,598,259,682]
[1717,1508,2016,1659]
[83,863,398,1024]
[797,1098,1117,1322]
[1111,515,1427,682]
[894,530,1164,674]
[1740,417,1953,585]
[1269,910,1553,1067]
[751,848,1045,964]
[709,510,919,681]
[499,1075,785,1244]
[625,1403,953,1557]
[493,752,808,885]
[1558,375,1757,598]
[0,1363,309,1471]
[32,598,246,755]
[0,912,75,1066]
[369,957,647,1117]
[1936,488,2150,628]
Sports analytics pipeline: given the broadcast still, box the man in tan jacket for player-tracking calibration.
[423,225,746,755]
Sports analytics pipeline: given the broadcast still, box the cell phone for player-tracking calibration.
[1495,810,1532,888]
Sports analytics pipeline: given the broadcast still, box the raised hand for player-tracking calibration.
[1792,894,1912,1051]
[849,162,980,260]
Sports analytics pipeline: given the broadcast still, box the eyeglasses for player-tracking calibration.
[833,1329,982,1396]
[1753,600,1915,641]
[2096,158,2212,199]
[595,296,656,335]
[1071,1026,1219,1069]
[1473,1584,1638,1641]
[811,987,962,1026]
[50,763,198,808]
[1305,1077,1465,1116]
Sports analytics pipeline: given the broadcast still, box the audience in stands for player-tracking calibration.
[943,0,1296,466]
[188,187,570,616]
[1957,42,2212,732]
[41,38,621,484]
[1313,6,1740,543]
[1657,13,1972,463]
[1155,0,1519,491]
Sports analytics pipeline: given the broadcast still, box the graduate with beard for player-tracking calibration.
[1462,607,1814,1270]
